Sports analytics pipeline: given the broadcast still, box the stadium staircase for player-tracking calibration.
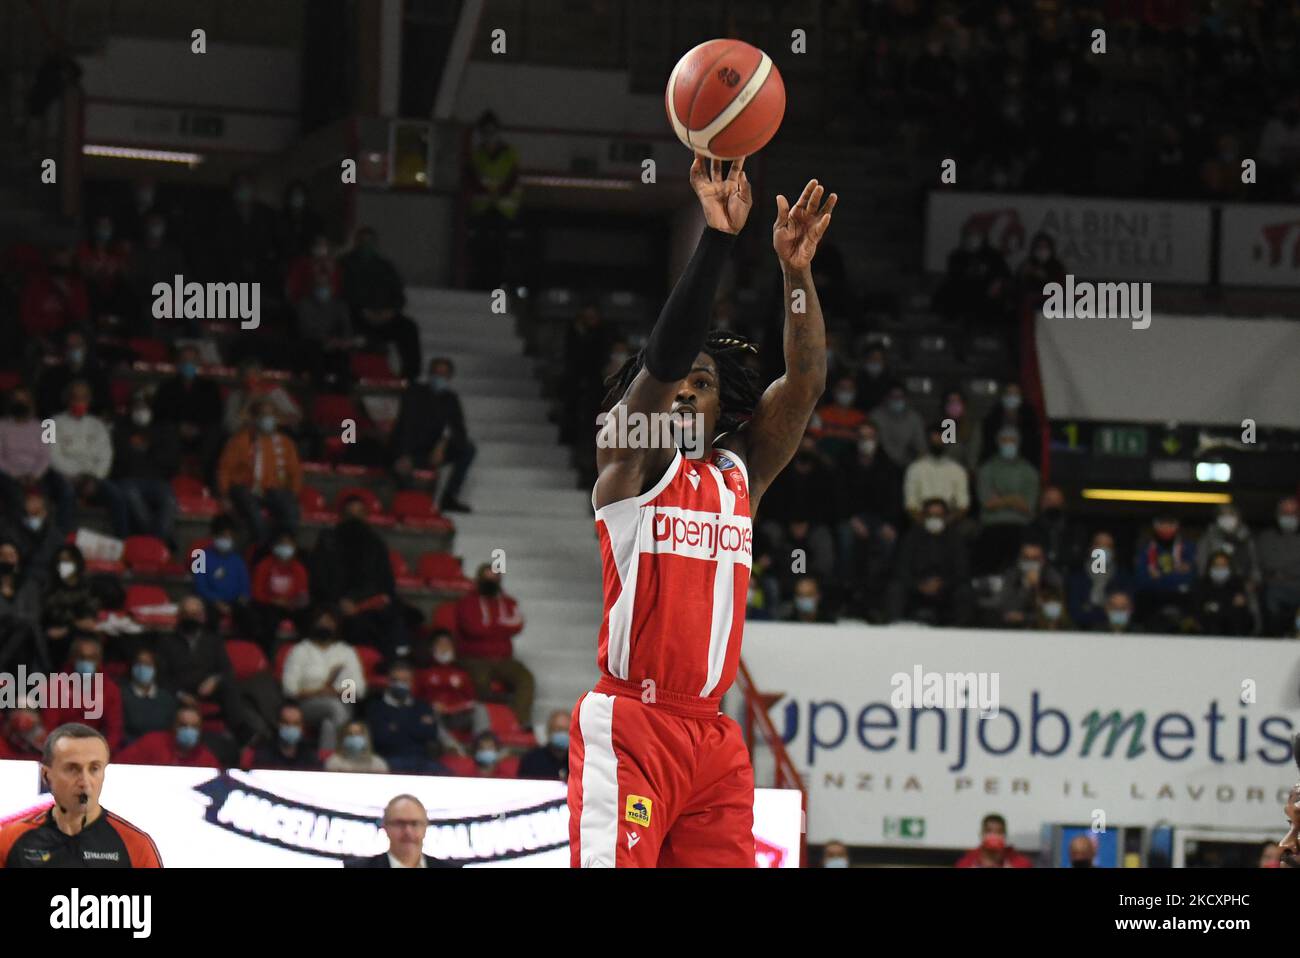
[407,288,602,729]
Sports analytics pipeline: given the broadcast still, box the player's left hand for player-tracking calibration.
[691,153,751,234]
[774,178,836,271]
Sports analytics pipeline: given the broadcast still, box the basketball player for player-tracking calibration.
[568,154,835,867]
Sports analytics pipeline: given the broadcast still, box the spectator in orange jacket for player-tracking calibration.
[216,398,302,545]
[115,704,221,769]
[42,635,124,753]
[954,814,1033,868]
[453,563,532,726]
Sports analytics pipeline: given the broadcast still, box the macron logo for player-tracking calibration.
[50,888,151,939]
[627,832,640,850]
[686,469,701,489]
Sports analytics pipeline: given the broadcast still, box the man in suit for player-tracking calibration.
[344,794,460,868]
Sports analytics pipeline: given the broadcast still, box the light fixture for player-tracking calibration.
[83,144,204,167]
[519,174,635,190]
[1195,462,1231,483]
[1081,488,1233,505]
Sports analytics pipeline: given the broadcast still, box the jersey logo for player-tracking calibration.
[714,454,735,470]
[24,849,51,864]
[625,795,652,827]
[627,831,641,850]
[685,469,700,489]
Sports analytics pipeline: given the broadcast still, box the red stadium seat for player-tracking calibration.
[123,535,185,577]
[298,485,336,524]
[127,337,170,363]
[172,476,220,517]
[225,640,269,682]
[429,601,459,637]
[273,642,294,682]
[311,393,360,429]
[484,702,538,748]
[335,486,394,526]
[109,379,134,414]
[417,553,473,593]
[391,490,452,532]
[354,645,386,690]
[125,584,177,629]
[350,353,393,379]
[389,550,426,591]
[439,754,477,777]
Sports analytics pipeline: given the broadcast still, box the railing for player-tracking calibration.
[734,657,807,867]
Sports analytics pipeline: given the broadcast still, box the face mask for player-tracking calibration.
[549,731,569,751]
[1041,601,1062,620]
[479,579,501,597]
[1001,394,1021,411]
[924,517,945,535]
[313,285,332,303]
[176,726,200,750]
[132,663,155,686]
[234,187,253,204]
[94,226,112,244]
[835,390,855,407]
[1280,515,1299,533]
[279,724,302,746]
[888,398,906,415]
[864,362,884,378]
[824,857,849,868]
[1209,566,1231,585]
[608,352,629,368]
[58,560,76,581]
[179,361,197,380]
[945,400,964,418]
[273,544,295,561]
[433,648,455,666]
[131,408,152,427]
[24,516,43,531]
[428,375,449,392]
[794,596,818,615]
[213,536,233,553]
[342,734,367,754]
[1018,559,1041,576]
[1217,514,1238,533]
[475,749,499,767]
[388,681,411,700]
[73,659,97,676]
[999,444,1018,460]
[258,416,277,434]
[69,401,89,418]
[67,349,85,367]
[858,439,877,456]
[1107,609,1130,629]
[288,192,305,211]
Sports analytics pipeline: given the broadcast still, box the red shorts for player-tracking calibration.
[567,676,755,868]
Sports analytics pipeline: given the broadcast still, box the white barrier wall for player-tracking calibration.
[742,622,1300,849]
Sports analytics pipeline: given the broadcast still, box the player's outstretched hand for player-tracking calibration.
[691,153,751,235]
[774,178,837,271]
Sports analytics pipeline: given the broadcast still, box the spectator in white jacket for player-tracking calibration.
[49,379,129,536]
[281,606,365,750]
[903,422,971,522]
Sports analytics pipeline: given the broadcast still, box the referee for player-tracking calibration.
[0,723,162,868]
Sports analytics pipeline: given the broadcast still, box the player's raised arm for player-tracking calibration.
[733,178,836,504]
[595,154,751,501]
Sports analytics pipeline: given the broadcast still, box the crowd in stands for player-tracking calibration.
[0,174,571,783]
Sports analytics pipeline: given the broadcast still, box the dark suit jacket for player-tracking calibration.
[343,852,461,869]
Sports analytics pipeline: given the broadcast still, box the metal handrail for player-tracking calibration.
[735,657,807,866]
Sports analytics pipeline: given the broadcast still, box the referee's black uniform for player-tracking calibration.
[0,807,163,867]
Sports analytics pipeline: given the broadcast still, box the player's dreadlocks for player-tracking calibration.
[601,330,763,436]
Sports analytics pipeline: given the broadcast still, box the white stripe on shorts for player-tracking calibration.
[577,692,618,868]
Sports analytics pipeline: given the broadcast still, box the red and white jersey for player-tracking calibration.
[593,446,752,700]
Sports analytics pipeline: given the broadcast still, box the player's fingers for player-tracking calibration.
[775,194,790,226]
[821,192,838,217]
[711,157,722,182]
[794,178,818,210]
[811,211,833,242]
[728,155,746,179]
[807,183,825,214]
[739,171,752,201]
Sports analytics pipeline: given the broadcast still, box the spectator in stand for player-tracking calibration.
[1094,590,1139,634]
[980,382,1041,469]
[280,606,364,750]
[1199,133,1248,200]
[955,814,1033,868]
[768,519,837,596]
[76,212,133,329]
[1013,231,1067,308]
[455,563,532,726]
[1258,496,1300,634]
[251,701,321,771]
[210,172,279,288]
[1133,514,1198,632]
[760,434,841,540]
[340,227,422,381]
[468,730,518,779]
[117,176,162,246]
[0,707,46,762]
[518,709,570,782]
[126,211,187,337]
[154,595,246,740]
[785,575,837,624]
[414,629,479,737]
[821,840,850,868]
[390,357,475,512]
[216,399,302,545]
[1066,530,1129,630]
[939,388,983,474]
[43,635,123,752]
[933,223,1012,328]
[836,420,903,618]
[285,234,342,306]
[973,425,1039,574]
[111,387,179,546]
[40,545,99,668]
[1259,98,1300,193]
[1024,485,1084,579]
[981,541,1063,629]
[293,258,358,388]
[115,704,220,769]
[325,720,389,773]
[0,489,62,576]
[464,110,522,290]
[1032,587,1073,631]
[886,498,972,626]
[19,246,88,347]
[308,495,407,660]
[870,383,927,467]
[0,385,74,531]
[151,344,224,473]
[221,359,304,437]
[250,529,310,646]
[49,380,130,537]
[192,515,253,630]
[120,648,178,743]
[1193,551,1253,637]
[0,539,47,671]
[1196,503,1260,586]
[855,346,893,414]
[810,376,867,464]
[559,304,613,448]
[274,179,325,262]
[367,659,447,774]
[904,422,970,522]
[36,329,112,419]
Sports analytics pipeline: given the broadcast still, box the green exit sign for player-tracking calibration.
[884,816,926,839]
[1095,425,1147,457]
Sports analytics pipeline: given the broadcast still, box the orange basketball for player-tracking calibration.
[665,39,785,160]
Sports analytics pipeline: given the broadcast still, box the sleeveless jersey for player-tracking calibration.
[592,446,752,699]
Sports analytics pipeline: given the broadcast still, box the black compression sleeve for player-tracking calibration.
[643,226,736,382]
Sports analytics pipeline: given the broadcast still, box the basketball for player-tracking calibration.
[665,39,786,160]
